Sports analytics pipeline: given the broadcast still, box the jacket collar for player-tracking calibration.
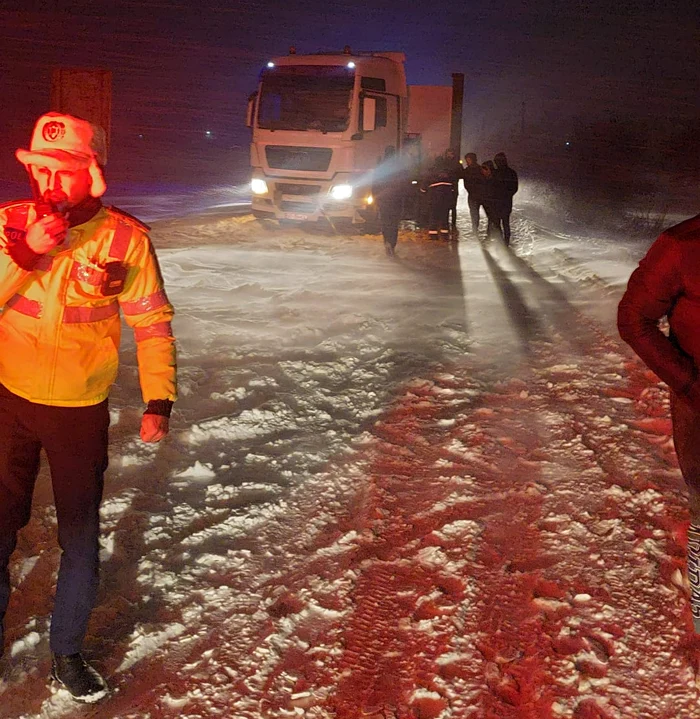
[66,196,103,228]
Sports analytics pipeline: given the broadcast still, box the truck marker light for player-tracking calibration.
[347,62,356,69]
[251,178,269,195]
[330,184,353,200]
[366,195,374,205]
[267,62,275,68]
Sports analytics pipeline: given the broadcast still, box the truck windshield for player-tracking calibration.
[258,66,354,133]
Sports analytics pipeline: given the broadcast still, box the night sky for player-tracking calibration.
[1,0,698,185]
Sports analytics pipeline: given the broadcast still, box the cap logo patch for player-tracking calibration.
[42,121,66,142]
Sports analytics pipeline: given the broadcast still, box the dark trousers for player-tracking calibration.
[496,211,513,245]
[671,391,700,521]
[378,203,401,249]
[448,187,458,227]
[0,384,109,655]
[483,203,500,239]
[428,189,452,237]
[467,196,483,233]
[671,391,700,632]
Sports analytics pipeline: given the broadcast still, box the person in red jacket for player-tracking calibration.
[618,213,700,633]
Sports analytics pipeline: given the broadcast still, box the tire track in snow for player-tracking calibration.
[269,306,699,717]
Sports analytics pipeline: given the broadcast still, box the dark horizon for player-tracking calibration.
[1,0,698,188]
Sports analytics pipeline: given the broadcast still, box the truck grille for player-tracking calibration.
[266,146,332,172]
[276,183,321,196]
[280,201,319,213]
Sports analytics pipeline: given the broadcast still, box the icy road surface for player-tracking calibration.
[1,193,698,719]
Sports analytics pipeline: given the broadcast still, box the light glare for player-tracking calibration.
[251,178,269,195]
[330,184,353,200]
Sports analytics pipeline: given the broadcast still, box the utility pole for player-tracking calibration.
[450,73,464,157]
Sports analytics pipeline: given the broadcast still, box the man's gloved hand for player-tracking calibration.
[140,413,169,443]
[26,214,68,254]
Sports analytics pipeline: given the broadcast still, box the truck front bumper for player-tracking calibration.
[251,176,374,223]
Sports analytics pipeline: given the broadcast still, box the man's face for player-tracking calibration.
[465,156,475,167]
[30,164,92,207]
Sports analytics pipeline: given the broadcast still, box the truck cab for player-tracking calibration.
[247,49,408,225]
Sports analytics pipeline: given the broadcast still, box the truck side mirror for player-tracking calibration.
[246,92,258,128]
[362,97,377,132]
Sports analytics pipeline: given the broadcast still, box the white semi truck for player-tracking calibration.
[247,47,463,225]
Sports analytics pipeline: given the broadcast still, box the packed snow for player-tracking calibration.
[1,182,699,719]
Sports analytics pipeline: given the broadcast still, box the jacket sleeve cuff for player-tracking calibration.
[144,399,174,417]
[6,234,42,271]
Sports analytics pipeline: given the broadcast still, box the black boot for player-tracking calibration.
[51,653,108,703]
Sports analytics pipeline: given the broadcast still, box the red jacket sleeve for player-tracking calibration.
[618,231,698,397]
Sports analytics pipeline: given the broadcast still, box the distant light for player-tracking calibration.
[411,180,418,185]
[347,61,356,69]
[366,194,373,205]
[565,141,571,146]
[205,130,212,137]
[137,134,144,139]
[267,62,275,68]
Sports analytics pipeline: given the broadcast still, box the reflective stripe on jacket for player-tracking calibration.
[0,201,177,407]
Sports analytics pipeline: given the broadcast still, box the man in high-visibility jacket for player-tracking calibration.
[0,113,177,702]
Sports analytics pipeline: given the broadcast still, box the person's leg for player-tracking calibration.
[388,217,399,249]
[671,391,700,632]
[0,386,42,653]
[39,400,109,656]
[439,198,450,239]
[381,217,397,255]
[428,193,439,239]
[485,207,499,239]
[502,211,512,245]
[468,196,480,234]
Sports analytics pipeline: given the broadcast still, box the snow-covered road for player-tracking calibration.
[2,193,698,719]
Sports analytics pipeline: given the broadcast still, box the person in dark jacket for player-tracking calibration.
[492,152,519,246]
[462,153,484,235]
[372,147,407,256]
[480,160,499,239]
[425,164,454,240]
[437,148,462,229]
[618,213,700,634]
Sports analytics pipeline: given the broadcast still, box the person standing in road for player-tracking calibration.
[426,164,455,241]
[372,147,407,257]
[0,113,177,702]
[492,152,519,246]
[462,152,484,235]
[618,212,700,635]
[480,160,499,239]
[437,148,462,230]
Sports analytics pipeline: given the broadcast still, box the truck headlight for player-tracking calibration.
[251,178,269,195]
[330,184,353,200]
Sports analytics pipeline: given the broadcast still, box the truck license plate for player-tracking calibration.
[283,212,309,221]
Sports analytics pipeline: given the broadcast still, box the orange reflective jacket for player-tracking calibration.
[0,201,177,407]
